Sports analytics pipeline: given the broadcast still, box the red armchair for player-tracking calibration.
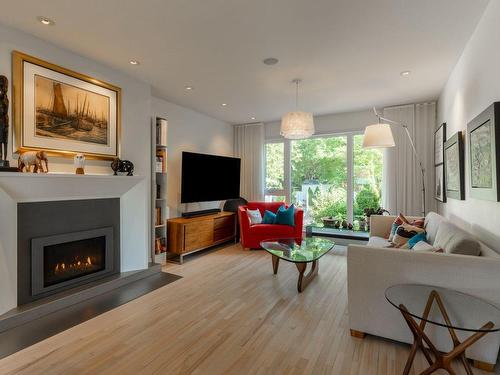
[238,202,303,249]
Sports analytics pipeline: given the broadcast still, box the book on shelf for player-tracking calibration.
[155,237,166,254]
[155,207,162,225]
[155,150,167,173]
[156,118,168,146]
[156,184,161,199]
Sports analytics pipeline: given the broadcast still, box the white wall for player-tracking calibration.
[0,23,151,175]
[0,23,154,313]
[437,0,500,245]
[151,97,233,217]
[264,108,378,139]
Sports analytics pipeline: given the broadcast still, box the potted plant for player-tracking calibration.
[363,207,390,230]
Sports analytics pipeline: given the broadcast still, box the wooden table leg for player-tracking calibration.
[398,291,495,375]
[272,255,279,274]
[295,260,318,293]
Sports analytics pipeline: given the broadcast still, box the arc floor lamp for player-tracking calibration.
[363,107,426,216]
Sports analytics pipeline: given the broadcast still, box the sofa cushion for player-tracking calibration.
[424,212,445,246]
[248,224,295,237]
[367,236,393,248]
[412,240,436,252]
[389,214,424,241]
[247,209,262,224]
[262,210,276,224]
[393,224,426,247]
[434,222,481,256]
[275,204,295,226]
[407,232,427,249]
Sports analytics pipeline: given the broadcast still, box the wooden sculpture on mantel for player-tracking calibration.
[0,75,18,171]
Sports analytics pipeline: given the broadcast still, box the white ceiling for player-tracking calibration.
[0,0,490,124]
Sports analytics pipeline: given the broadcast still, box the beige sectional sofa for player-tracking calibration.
[347,212,500,369]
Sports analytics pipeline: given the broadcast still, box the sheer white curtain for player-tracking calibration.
[234,123,265,201]
[382,102,436,216]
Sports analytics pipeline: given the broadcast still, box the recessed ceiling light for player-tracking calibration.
[263,57,279,66]
[129,60,140,65]
[221,103,227,107]
[37,16,55,26]
[251,117,256,120]
[400,70,411,77]
[185,86,193,90]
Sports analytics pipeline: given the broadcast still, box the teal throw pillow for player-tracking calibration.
[408,232,427,249]
[262,210,277,224]
[274,204,295,226]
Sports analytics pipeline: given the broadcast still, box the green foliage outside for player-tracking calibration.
[265,142,284,190]
[310,187,347,222]
[353,186,380,217]
[265,134,383,225]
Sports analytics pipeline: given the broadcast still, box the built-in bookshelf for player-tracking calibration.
[151,117,168,264]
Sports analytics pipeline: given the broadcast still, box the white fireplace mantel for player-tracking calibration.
[0,172,149,315]
[0,172,143,202]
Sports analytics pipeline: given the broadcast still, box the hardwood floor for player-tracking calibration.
[0,243,497,374]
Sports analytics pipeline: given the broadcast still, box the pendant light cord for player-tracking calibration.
[295,80,299,110]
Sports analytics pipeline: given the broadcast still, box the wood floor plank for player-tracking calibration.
[0,243,497,374]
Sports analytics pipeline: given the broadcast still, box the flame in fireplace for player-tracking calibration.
[54,256,95,274]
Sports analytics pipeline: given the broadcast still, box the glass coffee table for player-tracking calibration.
[260,237,335,292]
[386,284,500,374]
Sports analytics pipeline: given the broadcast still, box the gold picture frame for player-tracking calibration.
[12,51,121,160]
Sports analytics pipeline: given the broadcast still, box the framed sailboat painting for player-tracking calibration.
[12,51,121,160]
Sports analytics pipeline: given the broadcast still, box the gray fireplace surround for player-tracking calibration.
[18,198,121,305]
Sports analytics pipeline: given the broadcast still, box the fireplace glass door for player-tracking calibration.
[31,227,114,296]
[43,236,106,287]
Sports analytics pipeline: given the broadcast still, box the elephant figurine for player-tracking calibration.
[18,151,49,173]
[111,158,134,176]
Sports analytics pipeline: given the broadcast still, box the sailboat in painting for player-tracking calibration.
[35,77,109,145]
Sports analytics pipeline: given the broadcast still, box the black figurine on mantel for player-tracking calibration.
[0,75,18,172]
[111,158,134,176]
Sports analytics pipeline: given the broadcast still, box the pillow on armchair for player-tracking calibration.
[262,210,277,224]
[275,204,295,226]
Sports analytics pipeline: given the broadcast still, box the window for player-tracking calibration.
[353,134,383,228]
[264,133,383,229]
[290,136,347,225]
[265,142,286,202]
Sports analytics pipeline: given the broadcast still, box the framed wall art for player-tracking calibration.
[434,122,446,202]
[434,123,446,166]
[435,163,446,202]
[12,51,121,160]
[444,131,465,200]
[467,102,500,201]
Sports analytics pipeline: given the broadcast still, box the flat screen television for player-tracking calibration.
[181,152,241,203]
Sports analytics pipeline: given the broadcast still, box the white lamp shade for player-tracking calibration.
[280,111,315,139]
[362,123,395,148]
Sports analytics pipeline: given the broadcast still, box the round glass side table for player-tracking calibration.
[385,284,500,375]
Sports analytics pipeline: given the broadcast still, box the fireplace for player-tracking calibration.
[31,227,114,296]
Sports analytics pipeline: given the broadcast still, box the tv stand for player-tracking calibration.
[181,208,221,218]
[167,211,236,264]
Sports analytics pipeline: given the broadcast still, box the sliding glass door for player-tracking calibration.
[265,132,383,230]
[290,136,347,225]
